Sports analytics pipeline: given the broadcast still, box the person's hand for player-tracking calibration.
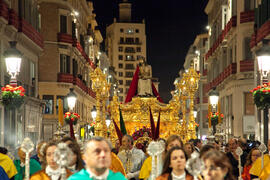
[126,172,135,179]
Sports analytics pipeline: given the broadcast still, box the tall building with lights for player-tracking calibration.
[106,0,148,102]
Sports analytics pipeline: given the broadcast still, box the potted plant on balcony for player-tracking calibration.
[1,85,25,109]
[251,83,270,109]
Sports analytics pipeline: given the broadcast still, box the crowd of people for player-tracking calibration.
[0,134,269,180]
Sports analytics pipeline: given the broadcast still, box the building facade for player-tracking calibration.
[250,0,270,144]
[106,0,148,102]
[38,0,102,140]
[204,0,256,139]
[0,0,44,147]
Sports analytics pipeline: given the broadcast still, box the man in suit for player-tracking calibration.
[68,136,126,180]
[193,139,202,153]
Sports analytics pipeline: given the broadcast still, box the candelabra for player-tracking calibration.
[90,67,110,137]
[184,68,200,139]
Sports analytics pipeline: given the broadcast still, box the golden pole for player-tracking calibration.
[185,68,200,140]
[90,67,110,137]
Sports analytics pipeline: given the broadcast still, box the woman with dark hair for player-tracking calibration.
[67,142,84,173]
[30,141,73,180]
[241,147,261,180]
[202,150,235,180]
[156,146,194,180]
[140,135,183,179]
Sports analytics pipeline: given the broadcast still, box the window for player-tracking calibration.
[60,54,70,73]
[119,80,123,85]
[125,72,133,77]
[72,21,76,38]
[125,64,134,69]
[60,15,67,33]
[120,37,124,43]
[137,55,141,60]
[126,38,134,44]
[125,47,135,53]
[244,92,254,115]
[43,95,54,114]
[244,37,252,60]
[119,63,123,68]
[56,96,69,114]
[119,47,123,52]
[120,28,124,32]
[119,72,123,77]
[119,88,123,93]
[126,55,134,61]
[135,38,139,44]
[126,80,132,85]
[30,61,35,85]
[126,29,134,34]
[126,88,129,93]
[119,55,123,60]
[136,29,139,33]
[136,47,141,52]
[72,59,78,76]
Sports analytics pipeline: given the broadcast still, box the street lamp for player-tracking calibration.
[67,88,77,111]
[209,87,219,135]
[66,88,77,139]
[4,41,22,87]
[91,106,97,120]
[209,87,219,111]
[194,109,197,119]
[256,40,270,79]
[255,39,270,145]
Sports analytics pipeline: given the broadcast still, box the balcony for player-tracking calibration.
[57,33,73,44]
[250,20,270,48]
[205,16,237,61]
[57,33,96,69]
[205,63,237,92]
[240,10,254,24]
[0,1,44,48]
[57,73,95,98]
[240,60,254,72]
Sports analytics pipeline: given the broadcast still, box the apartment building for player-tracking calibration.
[204,0,255,138]
[38,0,102,140]
[0,0,43,147]
[106,0,148,102]
[250,0,270,144]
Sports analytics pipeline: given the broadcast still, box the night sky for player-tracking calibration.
[92,0,208,103]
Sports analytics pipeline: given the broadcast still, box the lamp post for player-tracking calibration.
[255,39,270,145]
[67,88,77,138]
[91,106,97,120]
[208,87,219,135]
[4,41,22,87]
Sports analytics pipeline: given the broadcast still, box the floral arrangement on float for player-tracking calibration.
[64,112,80,125]
[250,82,270,109]
[1,85,25,109]
[132,126,152,151]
